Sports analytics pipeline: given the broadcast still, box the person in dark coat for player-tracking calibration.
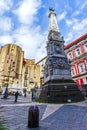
[23,88,27,97]
[14,91,19,102]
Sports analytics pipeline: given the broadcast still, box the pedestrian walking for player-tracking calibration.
[14,91,19,102]
[23,88,27,97]
[24,92,26,97]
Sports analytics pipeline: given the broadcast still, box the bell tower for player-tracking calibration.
[39,8,84,103]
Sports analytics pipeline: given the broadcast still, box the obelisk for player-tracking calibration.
[39,8,84,103]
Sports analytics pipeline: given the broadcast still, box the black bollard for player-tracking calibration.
[28,105,39,128]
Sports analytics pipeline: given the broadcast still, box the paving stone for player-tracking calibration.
[1,95,87,130]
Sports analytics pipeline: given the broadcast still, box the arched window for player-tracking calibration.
[78,63,85,73]
[68,52,72,59]
[76,48,81,56]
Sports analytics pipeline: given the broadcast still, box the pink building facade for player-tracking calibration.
[65,33,87,90]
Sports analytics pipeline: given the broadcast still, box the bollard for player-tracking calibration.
[28,105,39,128]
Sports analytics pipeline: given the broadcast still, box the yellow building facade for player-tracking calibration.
[0,44,24,91]
[0,43,41,93]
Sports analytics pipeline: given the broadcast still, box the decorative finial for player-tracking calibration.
[49,8,55,12]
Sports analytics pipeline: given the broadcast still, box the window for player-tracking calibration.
[85,44,87,48]
[25,67,28,74]
[76,48,80,56]
[84,44,87,52]
[83,77,87,84]
[24,81,27,87]
[71,68,75,76]
[79,63,85,73]
[24,75,27,80]
[40,77,44,86]
[68,52,72,59]
[16,73,19,78]
[11,49,14,52]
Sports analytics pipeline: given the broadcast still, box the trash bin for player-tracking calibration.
[28,105,39,128]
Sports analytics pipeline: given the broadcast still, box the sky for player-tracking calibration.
[0,0,87,62]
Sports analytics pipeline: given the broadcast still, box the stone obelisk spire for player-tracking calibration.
[48,8,60,32]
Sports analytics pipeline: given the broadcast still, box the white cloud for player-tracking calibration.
[65,17,87,44]
[11,0,47,61]
[35,44,46,62]
[0,0,12,15]
[72,10,81,17]
[72,1,87,17]
[66,19,73,26]
[12,24,47,61]
[57,11,67,22]
[80,1,87,10]
[0,24,47,62]
[0,0,47,62]
[0,17,13,33]
[0,0,86,62]
[73,18,87,31]
[13,0,41,25]
[65,33,73,44]
[66,18,78,26]
[0,35,13,44]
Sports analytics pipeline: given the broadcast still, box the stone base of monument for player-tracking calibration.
[39,80,84,103]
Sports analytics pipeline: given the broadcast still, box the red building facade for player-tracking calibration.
[65,33,87,90]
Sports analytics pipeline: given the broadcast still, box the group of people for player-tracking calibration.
[2,84,27,102]
[2,89,19,102]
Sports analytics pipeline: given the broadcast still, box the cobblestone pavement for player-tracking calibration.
[1,95,87,130]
